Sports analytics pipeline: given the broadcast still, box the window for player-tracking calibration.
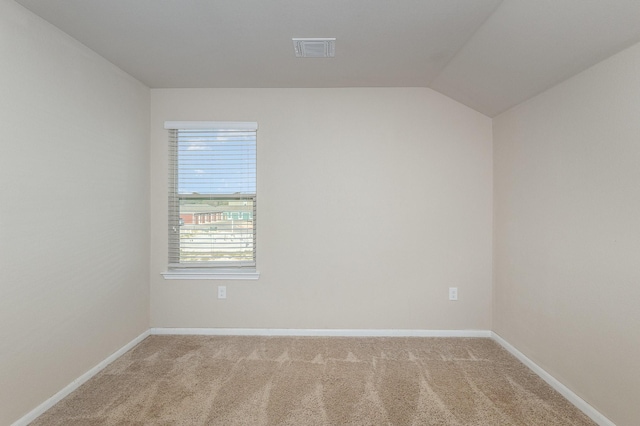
[163,121,258,279]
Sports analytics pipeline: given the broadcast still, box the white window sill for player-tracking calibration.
[161,269,260,280]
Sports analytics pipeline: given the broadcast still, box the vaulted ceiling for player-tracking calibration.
[15,0,640,116]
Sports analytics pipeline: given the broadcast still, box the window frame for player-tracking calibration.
[161,121,259,280]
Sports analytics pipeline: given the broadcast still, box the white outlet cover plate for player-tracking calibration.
[449,287,458,300]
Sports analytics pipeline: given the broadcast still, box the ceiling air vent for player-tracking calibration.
[293,38,336,58]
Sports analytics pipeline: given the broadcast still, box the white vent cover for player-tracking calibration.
[293,38,336,58]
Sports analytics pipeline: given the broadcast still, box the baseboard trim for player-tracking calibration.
[11,329,151,426]
[150,328,492,338]
[491,332,615,426]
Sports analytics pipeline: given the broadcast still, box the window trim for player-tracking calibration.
[161,269,260,280]
[163,121,259,279]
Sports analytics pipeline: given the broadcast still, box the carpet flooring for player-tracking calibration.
[32,336,596,425]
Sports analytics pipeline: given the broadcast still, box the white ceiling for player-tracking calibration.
[14,0,640,117]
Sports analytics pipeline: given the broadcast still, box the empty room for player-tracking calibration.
[1,0,639,425]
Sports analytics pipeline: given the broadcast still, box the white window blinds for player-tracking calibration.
[165,121,257,269]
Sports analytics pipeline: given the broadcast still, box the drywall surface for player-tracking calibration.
[0,1,150,424]
[150,87,492,331]
[493,42,640,426]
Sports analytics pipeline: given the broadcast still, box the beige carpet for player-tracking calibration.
[32,336,596,425]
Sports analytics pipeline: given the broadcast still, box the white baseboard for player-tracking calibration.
[11,329,151,426]
[491,332,615,426]
[150,328,492,338]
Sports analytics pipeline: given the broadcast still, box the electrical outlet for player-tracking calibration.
[449,287,458,301]
[218,286,227,299]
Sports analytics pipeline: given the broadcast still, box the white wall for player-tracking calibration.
[493,42,640,426]
[0,1,150,424]
[150,88,493,331]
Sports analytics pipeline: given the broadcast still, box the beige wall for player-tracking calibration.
[493,42,640,426]
[150,88,493,330]
[0,1,150,424]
